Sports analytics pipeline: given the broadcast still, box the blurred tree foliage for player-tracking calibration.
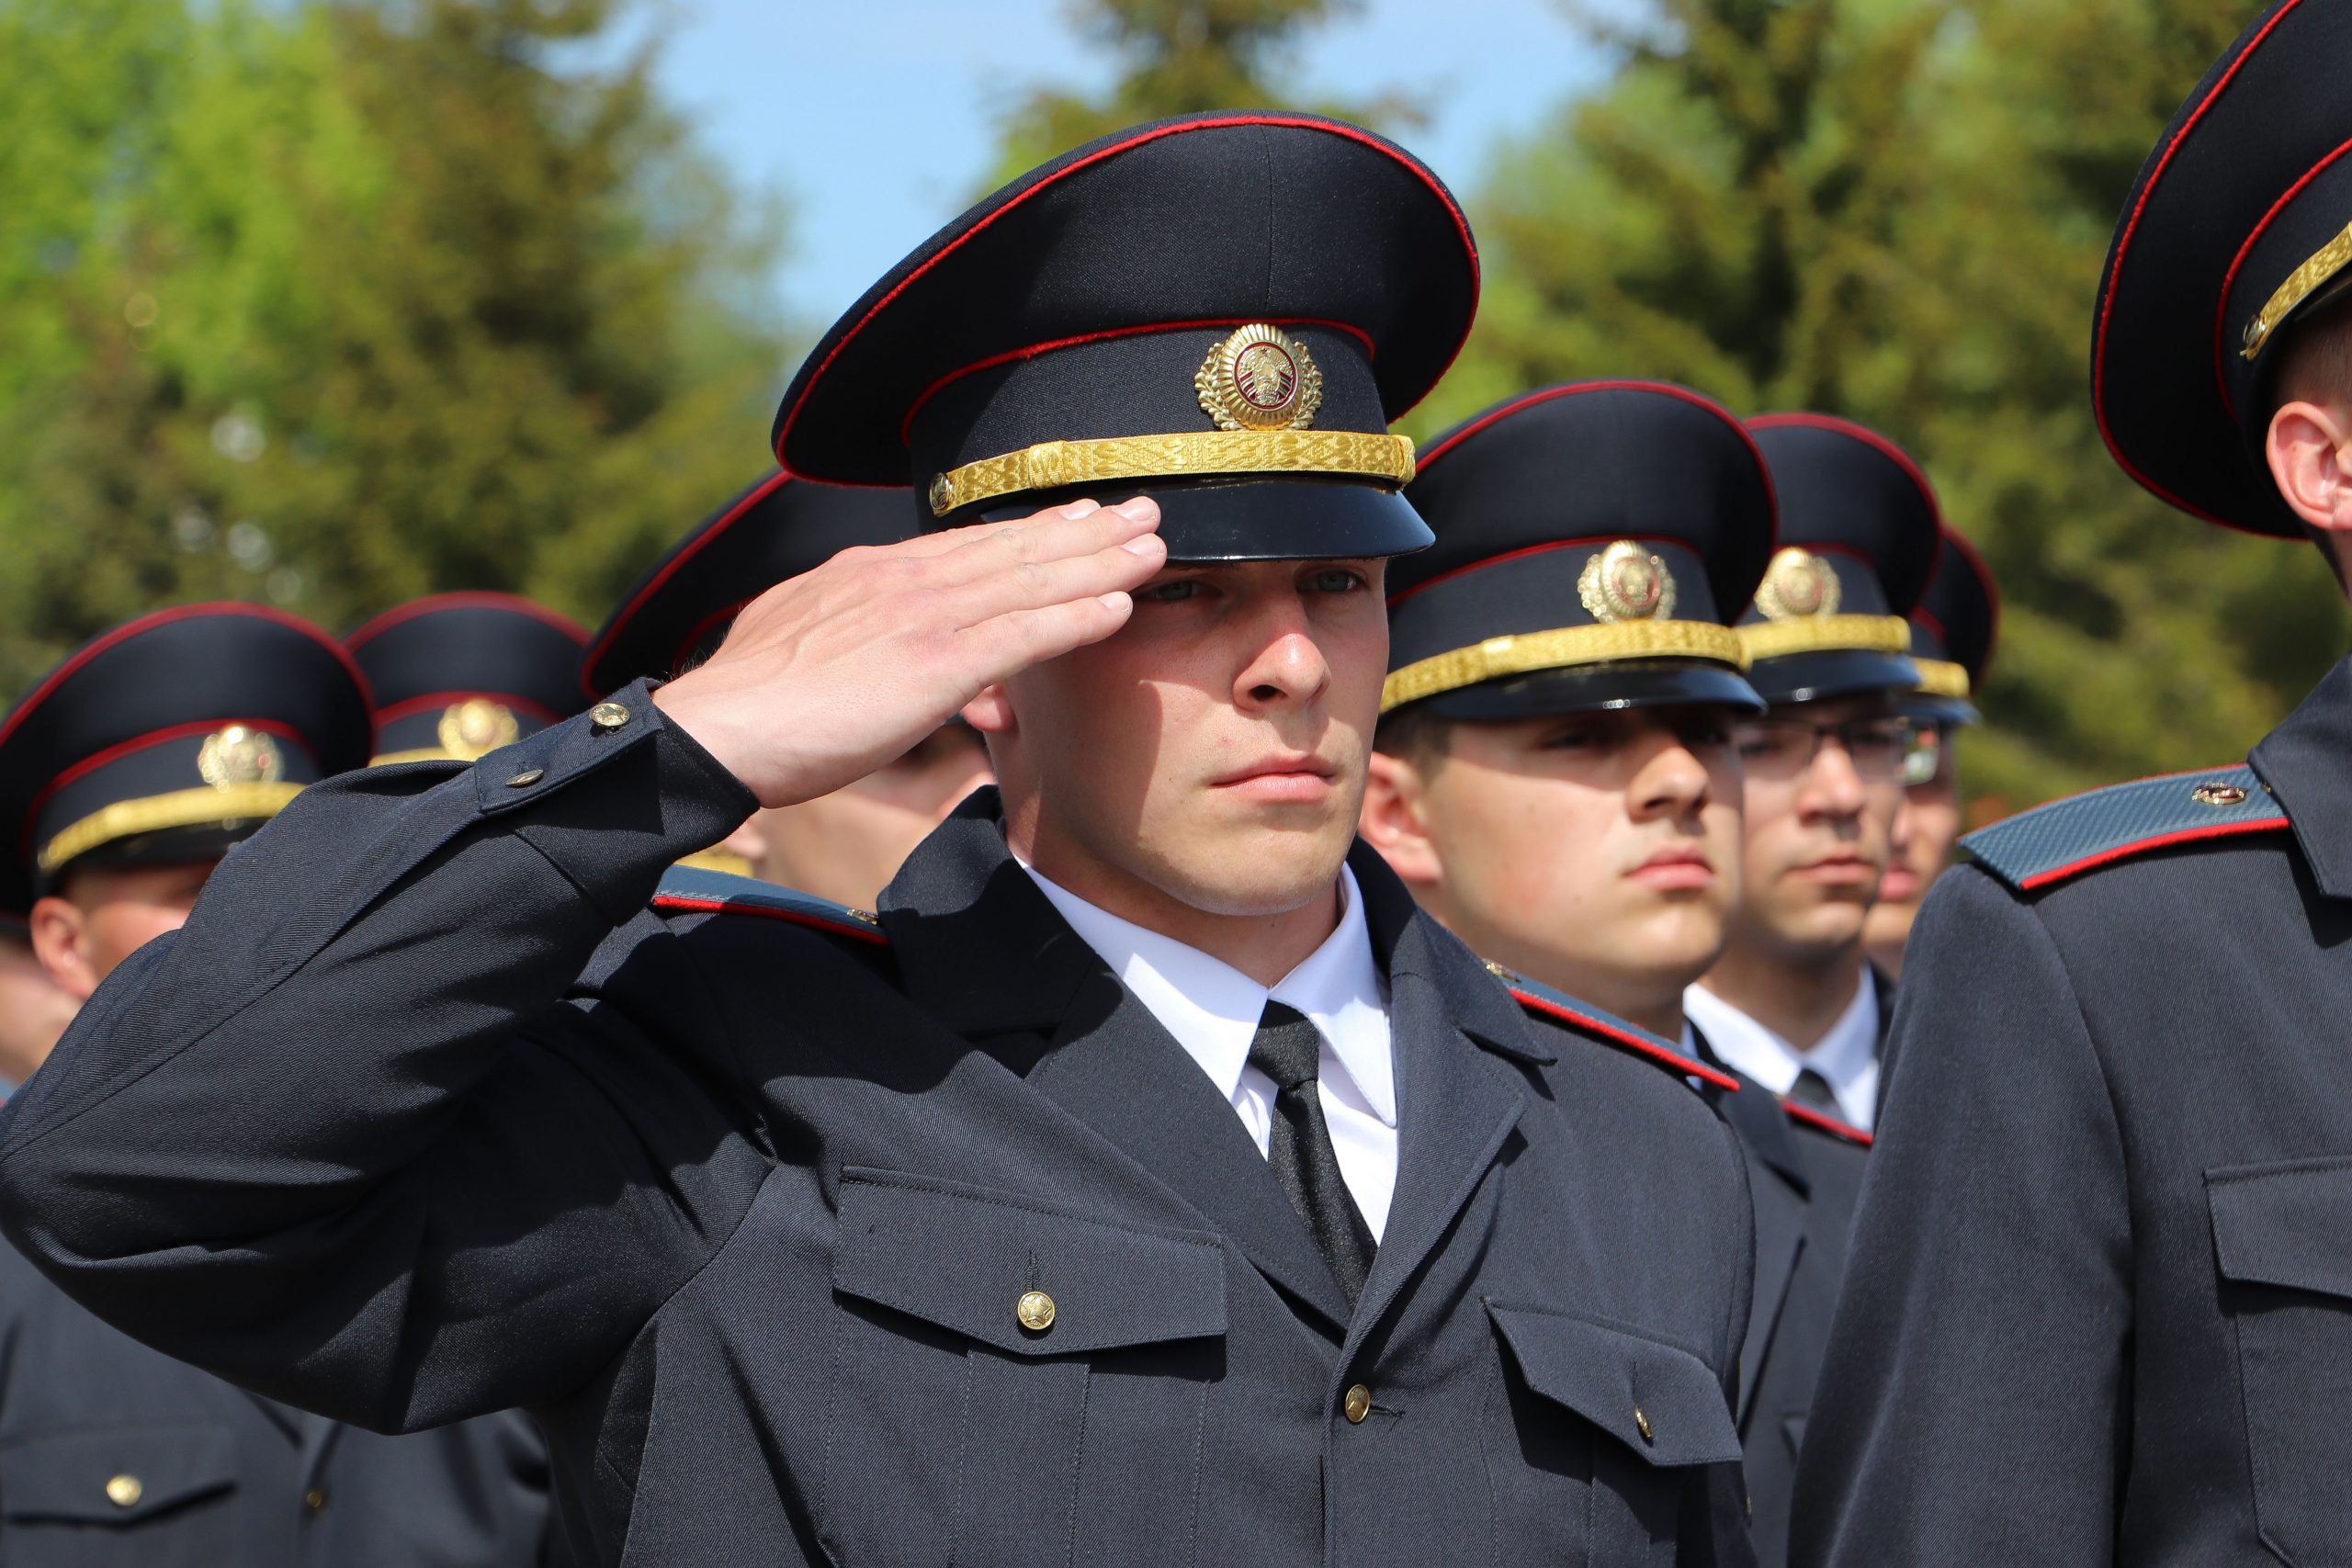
[1419,0,2351,811]
[0,0,786,698]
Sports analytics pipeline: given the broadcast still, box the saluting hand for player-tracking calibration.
[650,496,1165,808]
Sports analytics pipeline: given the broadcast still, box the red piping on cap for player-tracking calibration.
[2091,0,2308,535]
[1782,1099,1874,1147]
[2017,816,2289,891]
[1508,985,1741,1093]
[1934,525,2000,673]
[2211,130,2352,421]
[0,604,373,752]
[1386,534,1689,607]
[899,316,1379,446]
[775,114,1480,467]
[345,592,588,652]
[651,891,890,945]
[21,716,312,859]
[376,691,566,728]
[579,472,795,700]
[1747,412,1945,596]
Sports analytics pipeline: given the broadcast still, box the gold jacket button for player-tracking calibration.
[589,702,631,732]
[304,1488,330,1513]
[1016,1290,1056,1332]
[106,1473,142,1508]
[505,769,545,788]
[1634,1404,1655,1444]
[1342,1383,1372,1424]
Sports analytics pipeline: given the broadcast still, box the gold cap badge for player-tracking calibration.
[197,725,285,791]
[1195,323,1323,433]
[1754,547,1842,621]
[437,699,521,761]
[1577,541,1678,624]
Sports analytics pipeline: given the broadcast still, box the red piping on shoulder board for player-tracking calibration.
[2017,816,2290,891]
[1508,986,1740,1092]
[1782,1099,1873,1148]
[652,892,890,945]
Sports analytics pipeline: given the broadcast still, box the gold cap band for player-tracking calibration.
[1380,621,1748,715]
[2242,218,2352,361]
[928,430,1416,517]
[1913,657,1972,699]
[37,783,304,877]
[1736,614,1914,663]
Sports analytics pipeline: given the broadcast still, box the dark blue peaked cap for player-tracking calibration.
[1904,526,1999,727]
[1385,381,1775,720]
[1738,415,1938,705]
[345,592,589,764]
[2096,0,2352,536]
[582,472,917,694]
[0,604,373,914]
[772,112,1480,562]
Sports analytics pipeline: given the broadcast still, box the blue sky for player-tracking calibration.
[636,0,1619,331]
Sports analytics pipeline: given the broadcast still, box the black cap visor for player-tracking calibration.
[1898,691,1982,728]
[1747,649,1921,706]
[1419,659,1766,721]
[40,821,248,899]
[978,473,1431,563]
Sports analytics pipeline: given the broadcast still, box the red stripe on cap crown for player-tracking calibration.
[20,716,313,859]
[1934,525,2000,672]
[2211,130,2352,421]
[346,592,589,652]
[578,471,796,700]
[774,114,1480,466]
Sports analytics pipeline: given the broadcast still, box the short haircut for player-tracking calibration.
[1371,701,1453,769]
[2271,288,2352,416]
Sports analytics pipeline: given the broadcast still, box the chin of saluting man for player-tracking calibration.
[1792,5,2352,1563]
[0,116,1760,1566]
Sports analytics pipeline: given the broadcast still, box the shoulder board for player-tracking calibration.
[652,863,888,946]
[1781,1098,1873,1149]
[1961,762,2289,894]
[1487,963,1740,1093]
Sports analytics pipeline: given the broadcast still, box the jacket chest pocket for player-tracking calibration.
[0,1424,241,1564]
[2207,1156,2352,1568]
[820,1168,1228,1568]
[1481,1303,1742,1568]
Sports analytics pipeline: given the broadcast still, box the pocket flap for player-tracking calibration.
[834,1168,1227,1356]
[1487,1303,1742,1467]
[0,1424,238,1524]
[2207,1156,2352,1302]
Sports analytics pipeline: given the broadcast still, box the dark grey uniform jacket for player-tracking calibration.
[1792,653,2352,1566]
[0,684,1759,1567]
[0,1242,553,1566]
[1692,1040,1868,1568]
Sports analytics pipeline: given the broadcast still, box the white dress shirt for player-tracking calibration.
[1683,969,1881,1132]
[1022,862,1398,1239]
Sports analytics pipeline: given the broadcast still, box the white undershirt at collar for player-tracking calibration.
[1020,859,1397,1239]
[1683,969,1880,1132]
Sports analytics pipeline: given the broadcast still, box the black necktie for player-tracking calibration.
[1248,1001,1377,1305]
[1789,1066,1841,1114]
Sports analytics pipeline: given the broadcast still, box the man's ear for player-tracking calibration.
[1359,750,1444,888]
[2266,398,2352,534]
[28,895,100,1003]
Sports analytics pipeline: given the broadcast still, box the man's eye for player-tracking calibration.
[1543,728,1607,750]
[1305,569,1365,594]
[1137,579,1203,603]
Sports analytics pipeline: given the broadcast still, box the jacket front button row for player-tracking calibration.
[1016,1290,1056,1333]
[1342,1384,1372,1424]
[106,1473,141,1508]
[304,1488,330,1514]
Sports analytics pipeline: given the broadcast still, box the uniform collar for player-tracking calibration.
[2250,650,2352,901]
[1022,858,1396,1129]
[1683,968,1880,1128]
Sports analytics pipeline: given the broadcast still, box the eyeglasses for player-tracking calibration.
[1734,716,1918,784]
[1901,724,1944,787]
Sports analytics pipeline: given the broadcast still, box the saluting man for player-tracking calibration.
[1794,5,2352,1562]
[0,604,556,1568]
[579,473,991,908]
[1357,380,1868,1568]
[0,117,1759,1566]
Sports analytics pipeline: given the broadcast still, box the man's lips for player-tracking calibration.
[1791,852,1876,886]
[1878,864,1922,899]
[1211,754,1338,802]
[1626,845,1715,890]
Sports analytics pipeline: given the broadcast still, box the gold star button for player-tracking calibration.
[1016,1290,1056,1333]
[589,702,631,732]
[1342,1383,1372,1424]
[106,1474,142,1508]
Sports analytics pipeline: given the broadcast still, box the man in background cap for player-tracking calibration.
[1684,415,1940,1136]
[0,604,555,1568]
[346,591,591,764]
[1361,380,1865,1568]
[0,117,1758,1565]
[582,473,990,908]
[1796,6,2352,1561]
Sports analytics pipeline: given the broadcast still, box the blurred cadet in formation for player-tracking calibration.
[0,604,555,1566]
[0,915,76,1089]
[1863,527,1999,980]
[0,115,1762,1565]
[581,473,991,908]
[1796,3,2352,1562]
[1360,379,1864,1568]
[346,592,591,765]
[1684,417,1944,1135]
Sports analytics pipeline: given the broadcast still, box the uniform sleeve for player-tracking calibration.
[1788,865,2131,1567]
[0,683,775,1432]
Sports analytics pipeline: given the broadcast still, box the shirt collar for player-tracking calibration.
[1682,968,1878,1096]
[1021,860,1396,1127]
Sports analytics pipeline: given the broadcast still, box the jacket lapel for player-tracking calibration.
[1696,1030,1810,1424]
